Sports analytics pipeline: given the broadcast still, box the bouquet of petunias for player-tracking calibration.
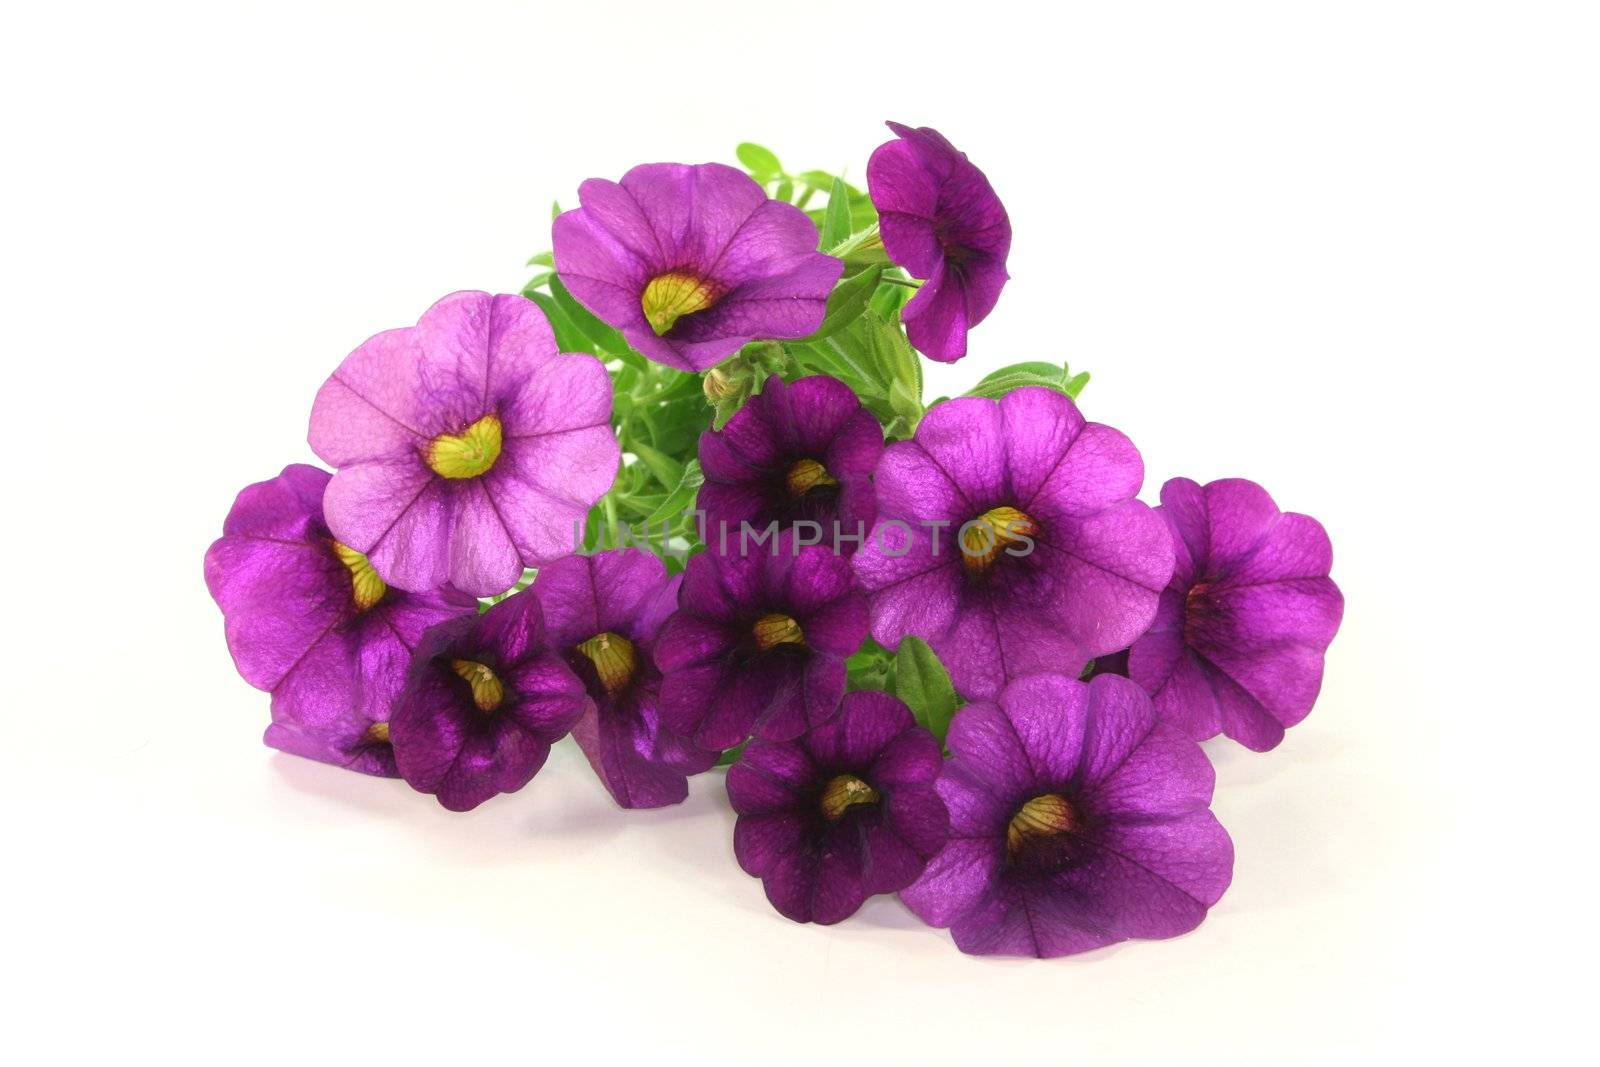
[206,122,1343,958]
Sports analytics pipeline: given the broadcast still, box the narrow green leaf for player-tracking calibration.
[526,251,555,268]
[893,636,960,741]
[643,459,703,526]
[736,143,783,180]
[820,176,852,250]
[802,265,881,342]
[549,276,634,358]
[962,362,1092,402]
[716,741,748,767]
[526,292,594,355]
[627,440,685,490]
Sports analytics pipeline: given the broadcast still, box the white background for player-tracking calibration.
[3,2,1595,1062]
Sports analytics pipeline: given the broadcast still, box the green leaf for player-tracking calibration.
[820,176,852,250]
[627,440,685,490]
[526,291,594,355]
[774,178,793,203]
[802,265,881,342]
[550,200,562,222]
[643,459,703,527]
[962,361,1091,401]
[526,251,555,268]
[716,741,748,767]
[736,143,783,180]
[893,636,960,742]
[549,276,634,359]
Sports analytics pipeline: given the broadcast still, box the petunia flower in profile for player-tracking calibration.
[851,386,1173,701]
[727,691,948,924]
[696,374,883,555]
[203,464,478,775]
[551,163,845,372]
[654,536,869,752]
[309,291,619,598]
[901,672,1234,958]
[1128,477,1344,752]
[389,589,588,811]
[867,122,1011,362]
[533,549,716,809]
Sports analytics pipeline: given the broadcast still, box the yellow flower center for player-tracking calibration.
[819,774,880,821]
[1006,793,1076,856]
[960,506,1040,575]
[364,721,391,743]
[575,631,638,696]
[752,613,805,651]
[332,541,388,612]
[641,271,717,335]
[426,413,503,479]
[785,457,838,497]
[451,659,505,713]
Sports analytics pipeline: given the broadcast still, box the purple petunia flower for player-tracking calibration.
[1128,477,1344,752]
[696,374,882,555]
[389,589,588,811]
[867,122,1011,363]
[655,538,869,752]
[551,163,845,372]
[204,464,478,775]
[727,691,948,924]
[852,386,1173,701]
[309,291,619,598]
[901,672,1234,958]
[533,549,716,809]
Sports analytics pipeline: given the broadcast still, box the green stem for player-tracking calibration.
[879,274,923,289]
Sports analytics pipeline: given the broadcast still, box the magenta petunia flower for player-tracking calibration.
[533,549,716,809]
[867,122,1011,362]
[551,163,845,372]
[697,374,882,555]
[389,590,588,811]
[901,672,1234,958]
[727,691,948,925]
[1128,478,1344,752]
[655,538,869,751]
[309,291,619,598]
[204,464,478,774]
[852,387,1173,701]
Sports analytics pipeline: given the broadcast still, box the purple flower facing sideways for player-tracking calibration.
[901,673,1234,958]
[309,291,619,598]
[552,163,845,372]
[390,590,588,811]
[852,386,1174,701]
[1128,478,1344,751]
[204,464,477,775]
[655,538,869,752]
[533,550,716,809]
[867,122,1011,362]
[727,692,948,925]
[697,374,882,554]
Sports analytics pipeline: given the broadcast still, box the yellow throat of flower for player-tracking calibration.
[961,506,1039,575]
[427,413,503,479]
[752,613,805,651]
[819,774,880,821]
[785,457,838,497]
[332,541,388,612]
[641,271,717,335]
[575,631,638,696]
[364,721,391,744]
[1006,793,1076,856]
[450,659,505,713]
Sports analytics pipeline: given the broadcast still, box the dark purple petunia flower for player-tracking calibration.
[204,464,478,775]
[867,122,1011,363]
[655,538,869,752]
[852,386,1173,701]
[389,589,588,811]
[533,549,716,809]
[727,691,948,924]
[901,672,1234,958]
[309,291,619,598]
[1128,477,1344,752]
[552,163,845,372]
[697,374,882,555]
